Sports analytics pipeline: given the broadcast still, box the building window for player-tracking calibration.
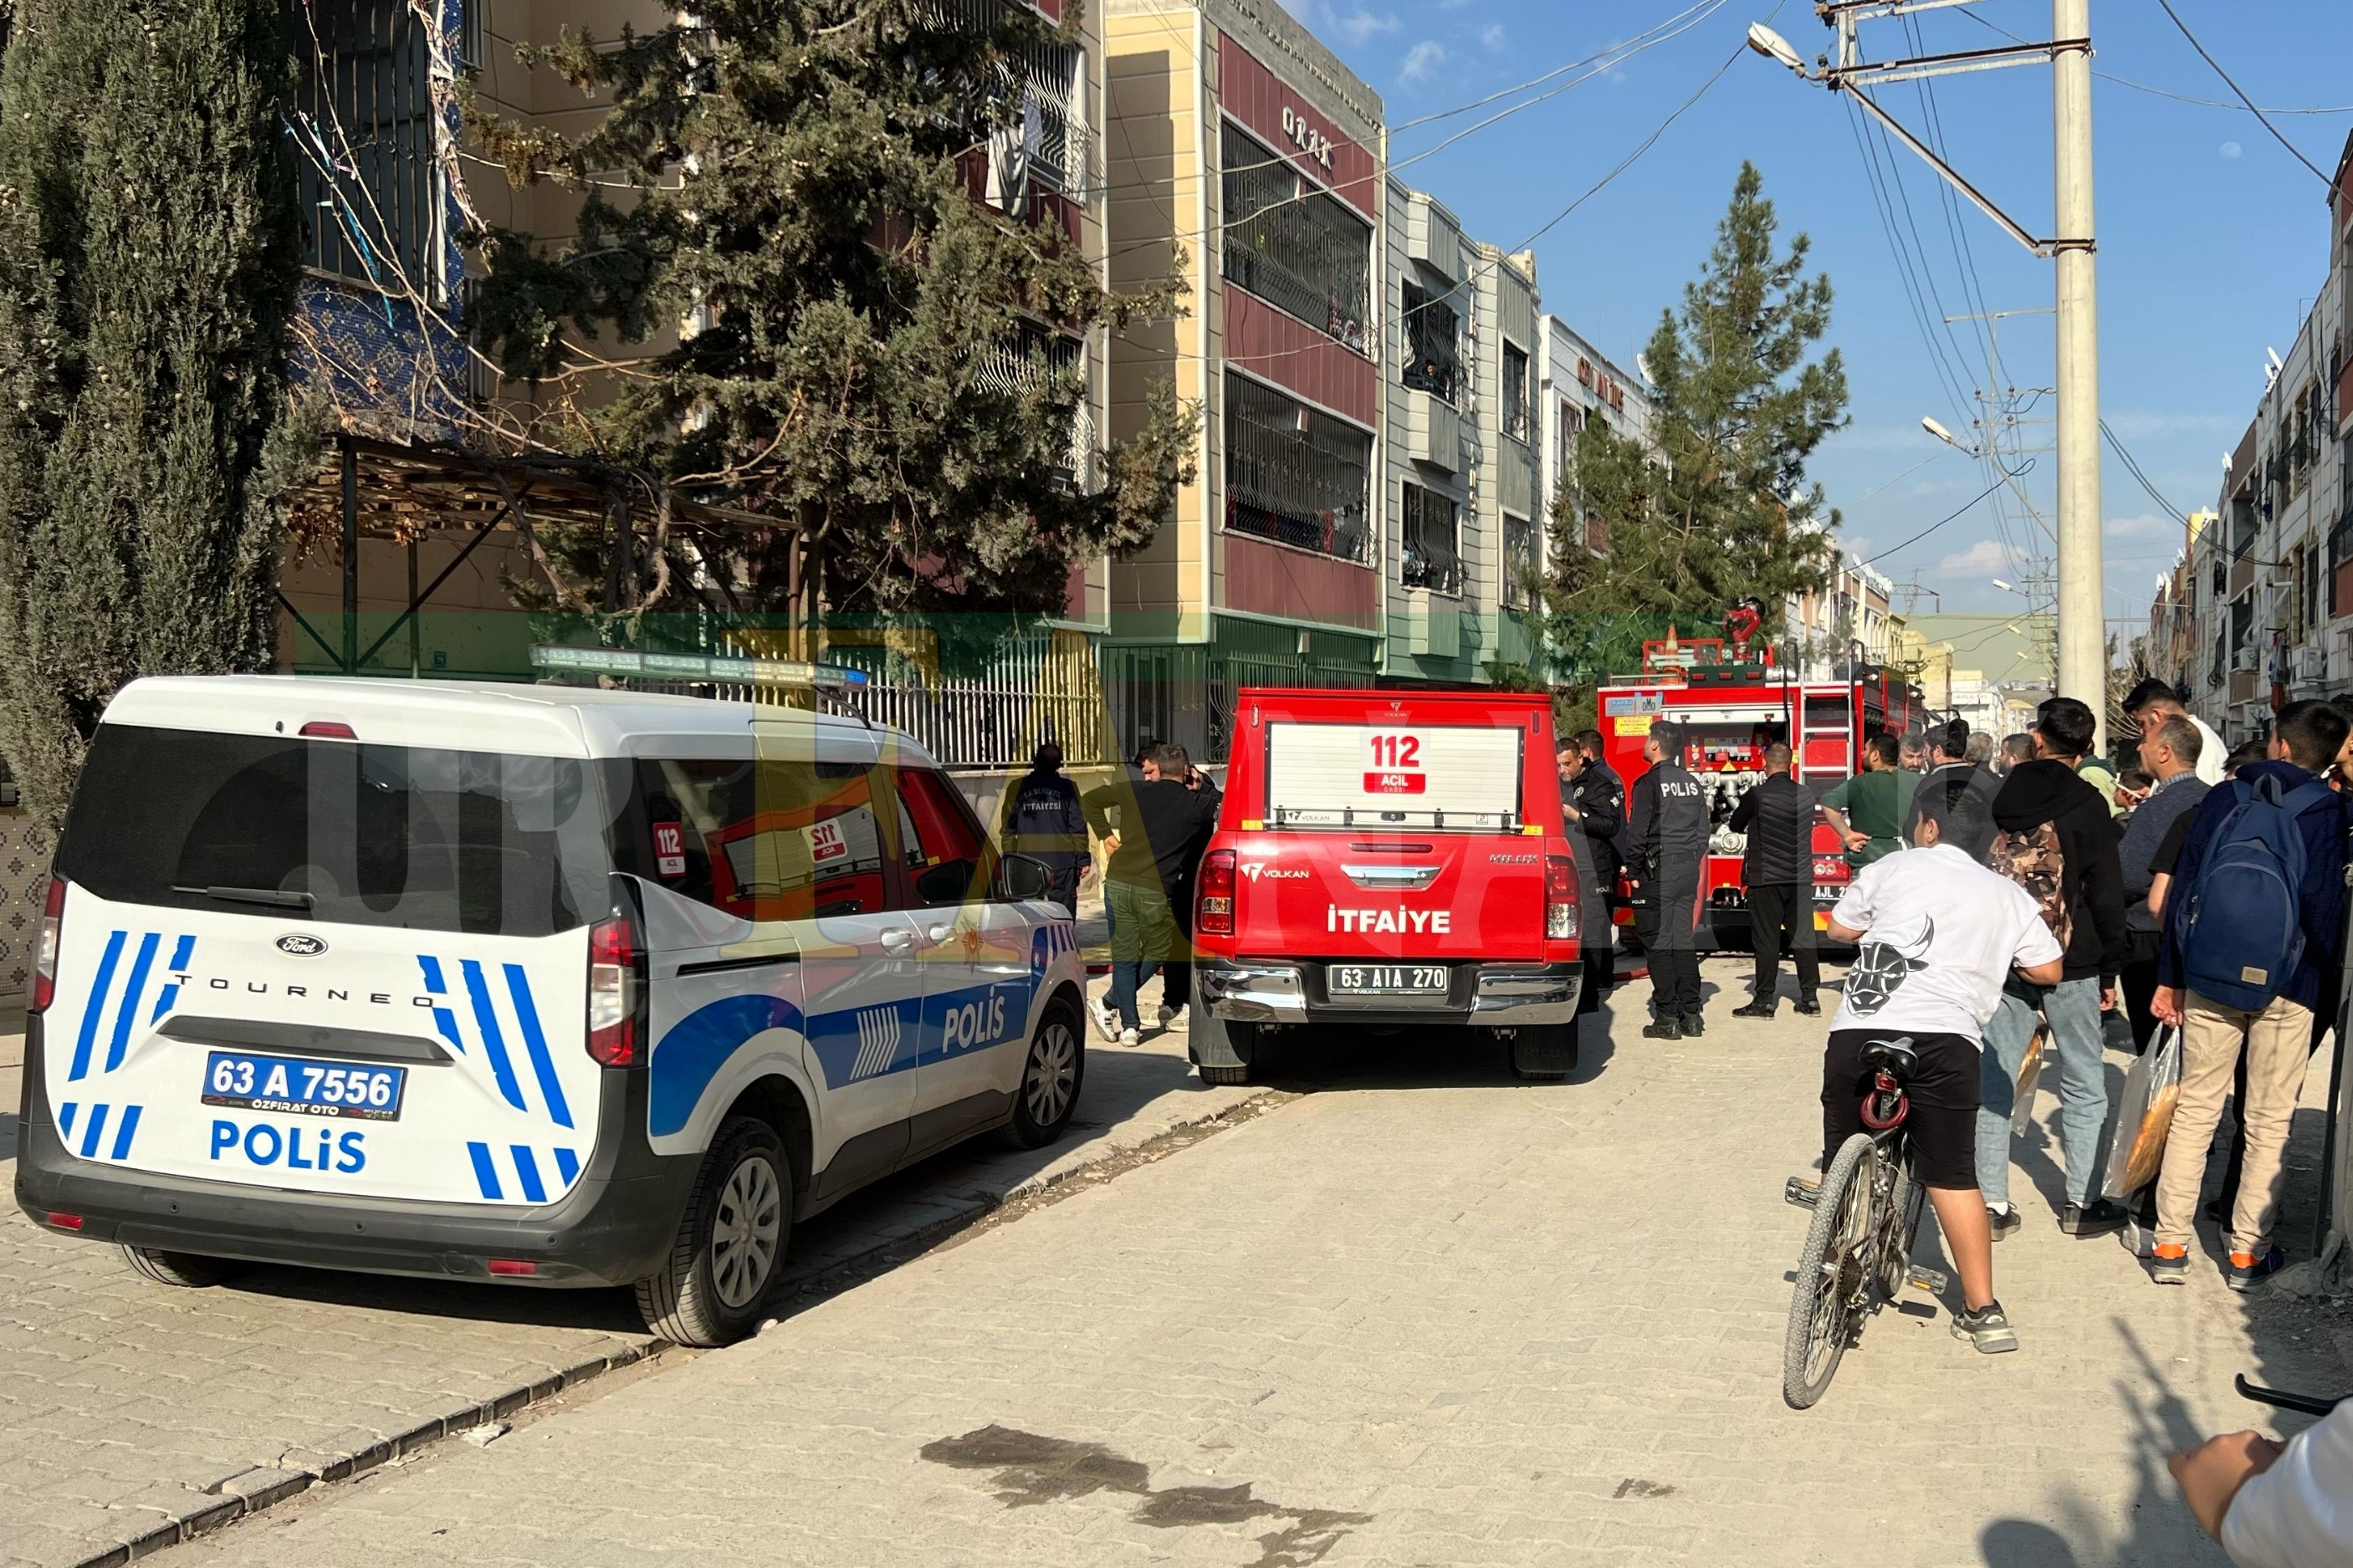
[1401,483,1460,595]
[1502,513,1534,609]
[1583,512,1607,557]
[1220,121,1369,352]
[1501,342,1529,443]
[1223,372,1371,564]
[1557,397,1581,478]
[1400,278,1460,403]
[289,0,442,295]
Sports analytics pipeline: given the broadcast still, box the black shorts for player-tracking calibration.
[1820,1029,1982,1191]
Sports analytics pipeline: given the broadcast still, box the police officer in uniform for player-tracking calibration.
[1628,720,1710,1039]
[1558,733,1624,1018]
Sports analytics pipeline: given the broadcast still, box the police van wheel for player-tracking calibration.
[120,1245,244,1289]
[1509,1024,1578,1083]
[1002,1002,1086,1150]
[635,1116,789,1347]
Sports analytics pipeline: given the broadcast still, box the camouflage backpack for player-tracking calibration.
[1990,821,2073,951]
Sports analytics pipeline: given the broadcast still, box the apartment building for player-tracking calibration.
[1535,316,1655,575]
[2166,130,2353,742]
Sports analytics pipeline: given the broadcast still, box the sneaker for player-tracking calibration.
[2059,1199,2130,1237]
[2150,1243,2190,1285]
[1950,1300,2019,1354]
[1680,1013,1706,1037]
[1987,1206,2022,1243]
[2225,1248,2287,1291]
[1793,997,1822,1016]
[1732,1000,1777,1019]
[2120,1221,2156,1259]
[1641,1017,1683,1041]
[1087,998,1121,1044]
[1117,1027,1141,1047]
[1155,1004,1179,1029]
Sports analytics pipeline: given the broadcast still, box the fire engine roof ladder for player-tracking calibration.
[1796,691,1851,783]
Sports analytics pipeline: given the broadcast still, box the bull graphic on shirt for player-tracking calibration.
[1846,915,1935,1015]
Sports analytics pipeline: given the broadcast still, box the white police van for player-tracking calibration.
[14,676,1087,1346]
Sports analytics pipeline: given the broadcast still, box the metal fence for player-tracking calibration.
[829,629,1115,768]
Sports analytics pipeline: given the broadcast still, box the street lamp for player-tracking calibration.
[1745,23,1810,77]
[1921,416,1980,459]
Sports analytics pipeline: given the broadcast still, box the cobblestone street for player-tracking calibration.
[0,960,2326,1567]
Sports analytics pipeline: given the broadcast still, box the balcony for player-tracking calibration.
[1402,390,1458,473]
[1405,193,1461,283]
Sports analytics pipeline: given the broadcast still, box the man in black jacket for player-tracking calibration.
[1729,744,1818,1019]
[1973,696,2133,1238]
[1082,744,1220,1044]
[1628,721,1710,1039]
[1902,719,2000,862]
[1558,736,1623,1018]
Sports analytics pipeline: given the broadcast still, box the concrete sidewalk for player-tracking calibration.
[0,984,1252,1568]
[150,962,2353,1567]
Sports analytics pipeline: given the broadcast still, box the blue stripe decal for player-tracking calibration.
[459,960,527,1111]
[647,993,804,1140]
[69,931,127,1082]
[149,935,197,1023]
[78,1104,110,1160]
[503,964,572,1129]
[418,955,447,993]
[429,1009,465,1056]
[510,1146,548,1203]
[59,1102,77,1140]
[109,1106,142,1161]
[105,933,161,1073]
[465,1141,504,1200]
[553,1147,581,1186]
[420,958,464,1055]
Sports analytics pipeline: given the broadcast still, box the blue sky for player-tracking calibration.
[1300,0,2352,631]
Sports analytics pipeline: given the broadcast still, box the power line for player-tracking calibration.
[2101,419,2185,522]
[1955,8,2353,116]
[2151,0,2332,186]
[1853,463,2033,571]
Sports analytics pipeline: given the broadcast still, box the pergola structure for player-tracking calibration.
[280,434,808,677]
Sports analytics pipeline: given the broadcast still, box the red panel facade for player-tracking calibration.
[1214,32,1379,219]
[1224,289,1376,427]
[1223,534,1379,630]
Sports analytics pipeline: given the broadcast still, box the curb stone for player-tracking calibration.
[53,1085,1278,1568]
[54,1341,659,1568]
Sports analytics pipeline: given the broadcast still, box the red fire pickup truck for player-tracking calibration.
[1185,688,1593,1085]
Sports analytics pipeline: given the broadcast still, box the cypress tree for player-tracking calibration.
[1536,163,1847,667]
[466,0,1196,616]
[0,0,304,832]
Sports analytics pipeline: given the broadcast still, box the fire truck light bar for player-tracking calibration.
[530,644,868,689]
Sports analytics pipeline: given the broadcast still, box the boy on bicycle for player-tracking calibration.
[1817,782,2066,1353]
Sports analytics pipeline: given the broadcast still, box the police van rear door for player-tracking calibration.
[44,712,619,1208]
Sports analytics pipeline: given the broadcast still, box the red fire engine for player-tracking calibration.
[1595,603,1925,950]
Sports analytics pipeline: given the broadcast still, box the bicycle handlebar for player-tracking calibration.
[2237,1374,2346,1417]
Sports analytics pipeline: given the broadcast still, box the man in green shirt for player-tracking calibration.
[1820,733,1915,869]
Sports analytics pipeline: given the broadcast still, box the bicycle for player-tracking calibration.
[1781,1036,1949,1410]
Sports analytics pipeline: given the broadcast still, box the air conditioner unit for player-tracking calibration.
[2298,645,2326,681]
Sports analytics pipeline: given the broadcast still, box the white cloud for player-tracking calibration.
[1399,39,1445,84]
[2105,513,2178,540]
[2221,140,2243,161]
[2105,410,2240,439]
[1334,8,1400,42]
[1479,22,1506,49]
[1935,539,2021,578]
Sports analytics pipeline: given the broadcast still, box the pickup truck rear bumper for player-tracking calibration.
[1198,958,1580,1029]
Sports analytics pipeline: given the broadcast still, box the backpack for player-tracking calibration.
[1991,820,2074,953]
[2178,774,2336,1012]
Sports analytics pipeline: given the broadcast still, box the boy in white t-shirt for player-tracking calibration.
[1818,783,2066,1354]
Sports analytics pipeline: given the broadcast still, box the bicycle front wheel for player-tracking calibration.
[1785,1133,1876,1410]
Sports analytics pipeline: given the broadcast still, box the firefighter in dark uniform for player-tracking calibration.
[1557,732,1623,1017]
[1627,719,1710,1039]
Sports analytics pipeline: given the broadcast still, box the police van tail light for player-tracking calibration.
[1545,856,1580,942]
[30,876,64,1014]
[1197,850,1236,937]
[586,911,642,1066]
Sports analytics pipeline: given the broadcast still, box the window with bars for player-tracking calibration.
[288,0,442,296]
[1223,372,1372,563]
[1557,397,1581,478]
[1401,483,1460,595]
[1501,342,1529,443]
[1502,513,1534,609]
[1220,121,1370,352]
[1400,278,1460,402]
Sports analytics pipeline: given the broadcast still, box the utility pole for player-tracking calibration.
[2049,0,2103,752]
[1747,1,2105,745]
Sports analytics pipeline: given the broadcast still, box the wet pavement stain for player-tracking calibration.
[923,1425,1373,1567]
[1613,1477,1676,1499]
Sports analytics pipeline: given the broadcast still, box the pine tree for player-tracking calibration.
[0,0,304,831]
[466,0,1196,618]
[1534,162,1846,685]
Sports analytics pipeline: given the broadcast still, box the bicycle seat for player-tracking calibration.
[1859,1037,1919,1080]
